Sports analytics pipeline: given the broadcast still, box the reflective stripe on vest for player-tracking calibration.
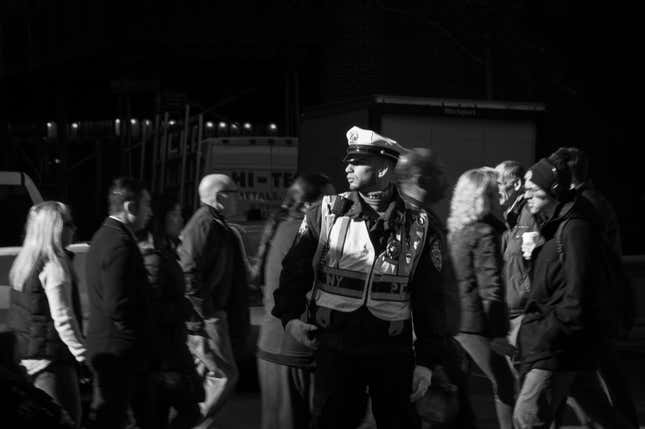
[309,194,429,322]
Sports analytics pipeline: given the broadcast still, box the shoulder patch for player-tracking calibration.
[431,239,443,272]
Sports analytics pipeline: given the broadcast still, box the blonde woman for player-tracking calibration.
[8,201,86,428]
[447,168,515,429]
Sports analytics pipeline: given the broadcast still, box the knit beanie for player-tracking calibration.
[527,155,572,201]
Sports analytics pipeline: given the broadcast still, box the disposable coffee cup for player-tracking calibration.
[521,232,541,259]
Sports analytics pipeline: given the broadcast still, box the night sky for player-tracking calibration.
[1,0,642,251]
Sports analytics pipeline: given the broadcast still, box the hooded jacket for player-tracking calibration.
[518,196,605,375]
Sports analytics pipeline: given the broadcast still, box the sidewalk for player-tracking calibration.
[217,347,645,429]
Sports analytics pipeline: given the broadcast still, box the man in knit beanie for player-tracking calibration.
[513,154,619,428]
[524,154,573,211]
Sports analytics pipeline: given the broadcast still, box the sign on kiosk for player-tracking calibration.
[203,137,298,220]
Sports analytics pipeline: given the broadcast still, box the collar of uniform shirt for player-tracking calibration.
[348,189,406,233]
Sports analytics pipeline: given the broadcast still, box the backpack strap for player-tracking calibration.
[554,219,571,263]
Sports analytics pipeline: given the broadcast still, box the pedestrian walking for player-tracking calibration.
[397,148,472,428]
[178,174,250,428]
[135,193,202,429]
[494,161,537,349]
[85,177,152,429]
[256,174,333,429]
[8,201,86,428]
[447,168,515,429]
[514,155,613,428]
[550,147,638,428]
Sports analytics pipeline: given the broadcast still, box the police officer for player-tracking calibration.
[272,127,451,429]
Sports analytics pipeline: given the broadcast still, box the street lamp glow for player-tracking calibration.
[71,122,79,129]
[218,121,227,129]
[144,119,151,126]
[46,122,53,128]
[231,123,239,130]
[206,121,214,128]
[130,119,137,125]
[115,119,121,124]
[243,122,252,130]
[268,123,277,131]
[169,120,176,126]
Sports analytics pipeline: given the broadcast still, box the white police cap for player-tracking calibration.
[343,126,407,163]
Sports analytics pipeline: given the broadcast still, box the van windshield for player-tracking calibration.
[0,184,32,247]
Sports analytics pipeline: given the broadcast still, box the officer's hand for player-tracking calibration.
[410,365,433,402]
[285,319,319,349]
[490,337,516,357]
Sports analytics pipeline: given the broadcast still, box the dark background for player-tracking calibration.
[1,1,642,253]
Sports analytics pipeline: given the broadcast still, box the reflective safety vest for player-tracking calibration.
[308,194,429,322]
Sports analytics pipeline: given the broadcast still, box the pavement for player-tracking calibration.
[215,341,645,429]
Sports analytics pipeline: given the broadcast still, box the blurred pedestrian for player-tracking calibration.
[178,174,250,428]
[555,147,622,256]
[85,177,152,429]
[273,126,451,429]
[447,168,515,429]
[135,193,202,429]
[251,187,298,289]
[551,147,638,428]
[514,154,612,428]
[8,201,86,428]
[256,174,333,429]
[1,328,77,428]
[397,148,472,428]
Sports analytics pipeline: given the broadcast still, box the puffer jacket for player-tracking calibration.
[517,196,605,375]
[449,215,508,338]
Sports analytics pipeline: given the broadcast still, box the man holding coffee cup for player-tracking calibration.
[513,154,613,428]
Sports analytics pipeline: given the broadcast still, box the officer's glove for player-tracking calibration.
[410,365,433,402]
[285,319,319,349]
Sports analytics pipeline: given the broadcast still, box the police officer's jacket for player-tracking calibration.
[272,188,451,368]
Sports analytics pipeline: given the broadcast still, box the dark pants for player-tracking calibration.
[456,333,515,429]
[596,340,640,428]
[313,347,418,429]
[137,371,202,429]
[88,354,136,429]
[566,340,639,428]
[435,338,476,429]
[32,361,82,428]
[565,371,616,428]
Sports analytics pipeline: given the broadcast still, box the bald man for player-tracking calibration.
[178,174,250,428]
